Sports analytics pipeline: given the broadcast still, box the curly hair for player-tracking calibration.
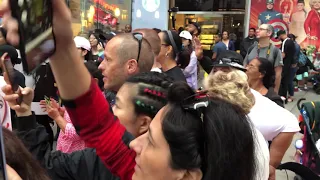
[203,70,255,114]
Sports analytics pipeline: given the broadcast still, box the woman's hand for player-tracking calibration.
[6,164,22,180]
[1,72,33,117]
[40,98,65,119]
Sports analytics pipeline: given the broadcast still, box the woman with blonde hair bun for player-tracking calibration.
[204,68,300,180]
[203,69,254,114]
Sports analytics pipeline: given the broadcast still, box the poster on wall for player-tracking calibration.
[250,0,320,52]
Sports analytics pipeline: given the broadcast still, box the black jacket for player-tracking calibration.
[16,113,119,180]
[240,37,258,58]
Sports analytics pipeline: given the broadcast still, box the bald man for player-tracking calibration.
[99,33,154,92]
[133,28,162,72]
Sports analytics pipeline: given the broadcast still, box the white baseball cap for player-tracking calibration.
[74,36,91,51]
[179,30,192,40]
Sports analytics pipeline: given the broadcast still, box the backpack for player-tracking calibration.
[300,101,320,174]
[247,42,279,67]
[298,51,308,67]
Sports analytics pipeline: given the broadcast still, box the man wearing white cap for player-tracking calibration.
[74,36,91,62]
[179,30,198,89]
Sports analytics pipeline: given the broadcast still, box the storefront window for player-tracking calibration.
[69,0,131,36]
[174,13,244,51]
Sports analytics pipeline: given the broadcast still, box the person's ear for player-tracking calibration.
[259,71,265,79]
[136,115,152,135]
[177,169,202,180]
[126,59,139,74]
[166,46,173,56]
[82,50,88,57]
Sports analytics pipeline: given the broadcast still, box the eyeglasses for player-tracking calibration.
[132,32,143,62]
[258,28,268,31]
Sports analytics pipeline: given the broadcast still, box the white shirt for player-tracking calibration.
[151,67,162,73]
[249,89,301,141]
[0,76,12,130]
[254,128,270,180]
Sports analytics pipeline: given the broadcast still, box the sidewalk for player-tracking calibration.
[277,89,320,179]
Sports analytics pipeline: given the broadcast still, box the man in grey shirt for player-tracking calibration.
[244,24,283,93]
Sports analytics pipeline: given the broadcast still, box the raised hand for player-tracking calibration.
[1,71,33,116]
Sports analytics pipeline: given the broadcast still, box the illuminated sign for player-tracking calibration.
[142,0,160,12]
[93,0,117,12]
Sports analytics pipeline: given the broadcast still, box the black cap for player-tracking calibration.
[213,50,246,71]
[0,45,21,64]
[190,22,201,35]
[288,33,297,40]
[276,30,286,39]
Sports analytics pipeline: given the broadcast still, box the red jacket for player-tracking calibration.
[63,80,136,180]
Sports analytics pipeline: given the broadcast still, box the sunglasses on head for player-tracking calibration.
[132,32,143,62]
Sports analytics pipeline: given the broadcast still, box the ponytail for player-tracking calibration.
[176,48,191,69]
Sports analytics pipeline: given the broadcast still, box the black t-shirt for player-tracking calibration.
[163,66,186,82]
[281,39,296,68]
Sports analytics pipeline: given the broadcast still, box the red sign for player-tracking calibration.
[93,0,117,12]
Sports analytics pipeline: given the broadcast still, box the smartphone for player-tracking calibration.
[0,127,8,180]
[1,57,23,104]
[10,0,56,74]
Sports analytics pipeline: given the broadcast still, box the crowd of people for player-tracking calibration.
[0,0,314,180]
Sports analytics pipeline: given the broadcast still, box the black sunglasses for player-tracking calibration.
[132,32,143,62]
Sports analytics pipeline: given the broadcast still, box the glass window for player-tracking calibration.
[69,0,131,36]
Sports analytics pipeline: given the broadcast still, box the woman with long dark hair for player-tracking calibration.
[246,57,284,107]
[157,30,190,82]
[130,82,258,180]
[3,127,50,180]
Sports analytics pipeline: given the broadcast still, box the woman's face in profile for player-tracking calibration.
[246,59,262,81]
[129,107,187,180]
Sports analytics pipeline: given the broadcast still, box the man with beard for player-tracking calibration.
[240,28,258,58]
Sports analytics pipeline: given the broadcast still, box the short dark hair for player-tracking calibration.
[85,61,104,90]
[249,28,256,32]
[162,82,257,180]
[256,57,276,89]
[126,72,173,118]
[152,28,161,34]
[161,30,191,69]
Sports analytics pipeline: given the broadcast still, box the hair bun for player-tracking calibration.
[168,82,195,104]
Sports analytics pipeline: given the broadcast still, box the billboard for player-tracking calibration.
[250,0,320,52]
[132,0,169,30]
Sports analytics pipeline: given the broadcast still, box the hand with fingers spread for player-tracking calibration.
[40,98,64,120]
[194,37,203,60]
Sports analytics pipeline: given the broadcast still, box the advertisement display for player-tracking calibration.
[132,0,169,30]
[250,0,320,52]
